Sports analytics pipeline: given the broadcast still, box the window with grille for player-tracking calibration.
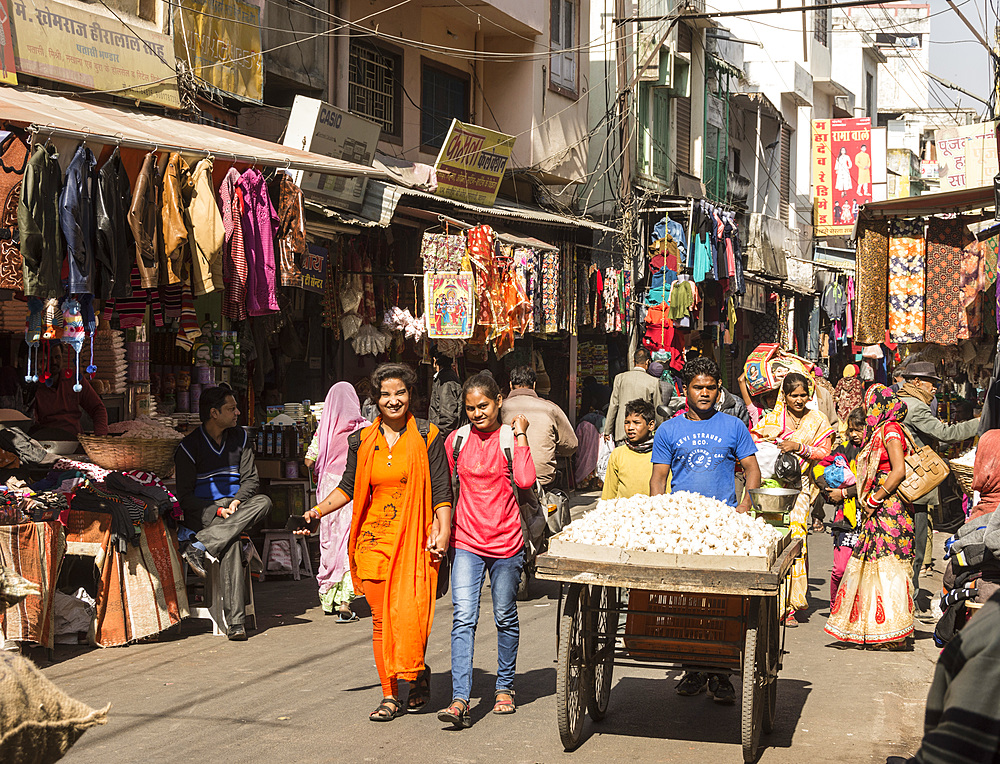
[813,0,829,46]
[421,61,470,151]
[550,0,578,96]
[349,40,403,142]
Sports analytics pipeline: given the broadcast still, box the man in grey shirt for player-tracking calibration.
[898,362,979,609]
[604,348,661,444]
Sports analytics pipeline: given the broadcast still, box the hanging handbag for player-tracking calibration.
[897,426,950,503]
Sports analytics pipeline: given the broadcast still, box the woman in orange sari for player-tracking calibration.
[304,363,453,721]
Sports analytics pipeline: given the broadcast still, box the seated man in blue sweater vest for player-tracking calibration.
[175,385,272,641]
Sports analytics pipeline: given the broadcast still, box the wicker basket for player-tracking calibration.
[950,458,974,496]
[77,435,180,478]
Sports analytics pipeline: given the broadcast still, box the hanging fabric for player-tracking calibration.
[925,216,970,345]
[0,129,28,291]
[853,220,889,345]
[237,168,280,316]
[887,218,925,344]
[276,172,306,289]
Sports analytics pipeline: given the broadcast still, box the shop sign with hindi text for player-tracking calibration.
[434,119,515,207]
[936,121,999,191]
[11,0,177,107]
[812,117,873,236]
[172,0,262,102]
[301,244,326,295]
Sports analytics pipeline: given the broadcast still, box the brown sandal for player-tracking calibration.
[369,697,402,722]
[493,690,516,715]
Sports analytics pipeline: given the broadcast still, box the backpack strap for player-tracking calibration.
[450,424,472,506]
[414,417,431,444]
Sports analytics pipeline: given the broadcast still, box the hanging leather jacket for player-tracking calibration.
[161,152,189,285]
[128,151,162,288]
[95,148,133,300]
[18,143,63,298]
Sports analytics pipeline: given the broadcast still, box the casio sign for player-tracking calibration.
[318,108,343,129]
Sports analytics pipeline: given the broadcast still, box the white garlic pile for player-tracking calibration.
[560,491,784,557]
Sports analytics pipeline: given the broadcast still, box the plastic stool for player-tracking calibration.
[259,529,313,582]
[185,534,258,636]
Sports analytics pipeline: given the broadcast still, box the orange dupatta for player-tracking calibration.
[346,414,440,682]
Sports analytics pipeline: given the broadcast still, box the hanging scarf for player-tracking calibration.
[314,382,368,499]
[856,384,908,499]
[347,414,439,681]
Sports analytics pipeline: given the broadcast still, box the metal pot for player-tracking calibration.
[748,487,800,524]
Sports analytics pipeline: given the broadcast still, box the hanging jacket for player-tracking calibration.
[18,143,63,298]
[237,168,280,316]
[161,153,189,286]
[94,148,133,300]
[183,158,224,296]
[59,144,97,295]
[128,151,162,289]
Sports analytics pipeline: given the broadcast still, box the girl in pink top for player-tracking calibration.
[438,373,535,728]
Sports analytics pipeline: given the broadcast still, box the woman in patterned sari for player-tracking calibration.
[824,384,913,650]
[753,372,835,626]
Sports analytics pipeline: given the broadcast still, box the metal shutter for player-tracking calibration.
[780,124,791,226]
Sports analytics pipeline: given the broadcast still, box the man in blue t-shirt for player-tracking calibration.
[649,356,761,703]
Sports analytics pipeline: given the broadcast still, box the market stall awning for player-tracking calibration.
[858,185,996,221]
[0,87,385,178]
[358,180,619,233]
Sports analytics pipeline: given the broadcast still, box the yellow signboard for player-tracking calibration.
[11,0,177,107]
[434,119,515,207]
[173,0,262,102]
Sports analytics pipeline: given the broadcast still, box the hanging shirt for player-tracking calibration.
[276,173,306,288]
[237,168,280,316]
[60,144,97,295]
[219,168,248,321]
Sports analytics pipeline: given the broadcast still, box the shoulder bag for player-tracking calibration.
[896,425,950,503]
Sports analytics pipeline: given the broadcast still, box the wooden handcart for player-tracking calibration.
[535,537,802,762]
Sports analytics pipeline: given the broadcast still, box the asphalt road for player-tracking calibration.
[41,493,941,764]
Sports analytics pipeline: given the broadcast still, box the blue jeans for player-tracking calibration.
[450,547,524,702]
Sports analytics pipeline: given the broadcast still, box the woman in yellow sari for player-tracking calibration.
[753,372,835,626]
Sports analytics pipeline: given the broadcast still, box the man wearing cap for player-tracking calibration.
[898,362,979,610]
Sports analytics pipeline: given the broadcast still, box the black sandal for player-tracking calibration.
[407,665,431,711]
[369,697,402,722]
[437,698,471,728]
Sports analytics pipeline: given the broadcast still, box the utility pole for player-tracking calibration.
[995,25,999,120]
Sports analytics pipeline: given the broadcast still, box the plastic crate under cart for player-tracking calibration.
[624,590,748,665]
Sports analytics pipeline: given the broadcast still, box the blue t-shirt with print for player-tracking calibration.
[651,411,757,506]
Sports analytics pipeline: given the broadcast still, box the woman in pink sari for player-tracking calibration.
[304,382,369,620]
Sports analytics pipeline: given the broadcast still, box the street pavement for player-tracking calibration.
[41,492,941,764]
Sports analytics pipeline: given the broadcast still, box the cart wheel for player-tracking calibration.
[585,585,616,721]
[741,597,766,763]
[762,597,778,735]
[557,583,588,751]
